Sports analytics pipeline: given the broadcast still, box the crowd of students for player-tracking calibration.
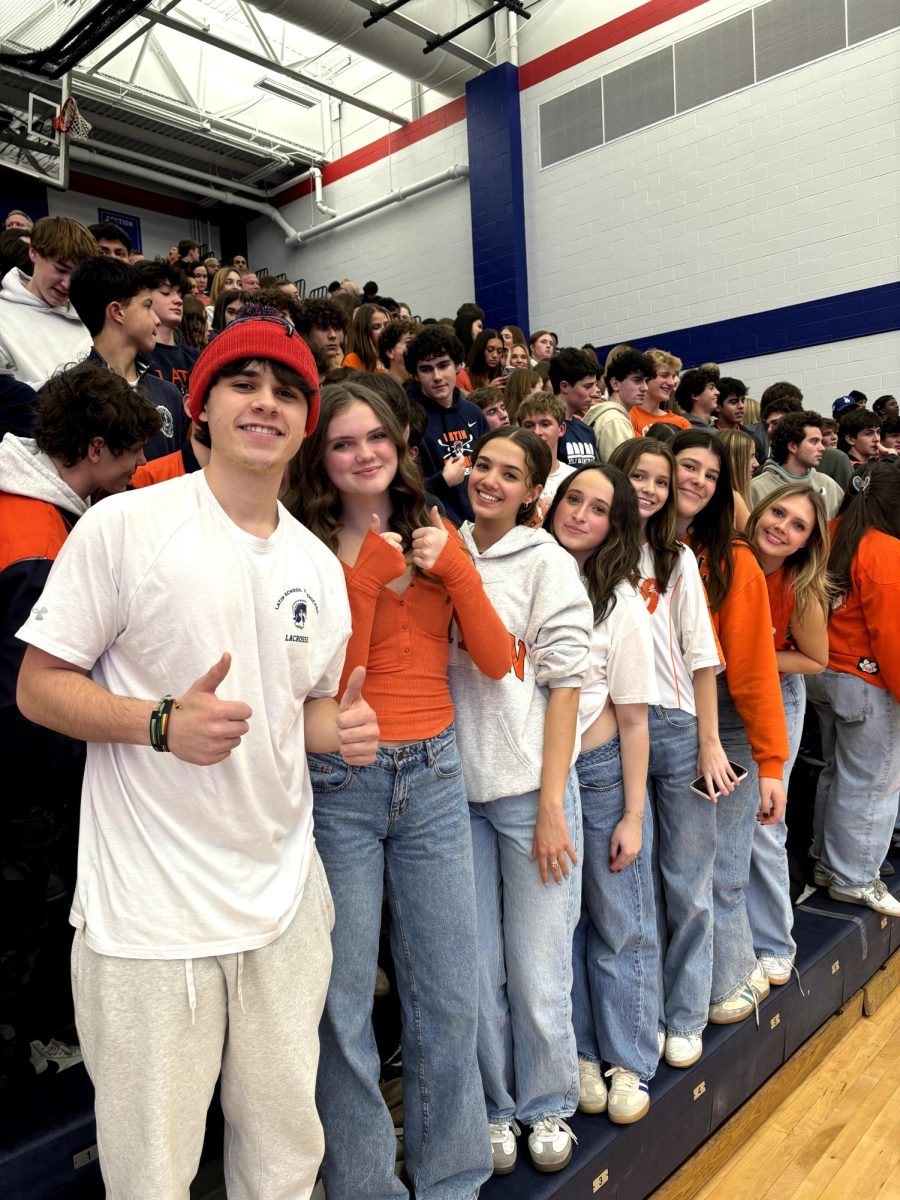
[1,210,899,1199]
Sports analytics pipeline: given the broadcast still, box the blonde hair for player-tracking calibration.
[746,483,833,621]
[210,266,242,306]
[518,393,566,425]
[743,396,761,425]
[646,348,683,373]
[719,428,755,506]
[30,216,96,264]
[504,366,542,423]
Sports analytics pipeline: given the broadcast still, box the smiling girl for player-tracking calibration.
[608,437,731,1069]
[546,465,660,1125]
[669,430,789,1025]
[744,483,831,982]
[447,427,593,1176]
[287,380,512,1200]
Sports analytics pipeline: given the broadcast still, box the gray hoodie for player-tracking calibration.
[0,433,88,517]
[448,523,593,803]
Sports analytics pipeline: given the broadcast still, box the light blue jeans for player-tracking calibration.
[806,670,900,886]
[648,706,716,1037]
[469,774,582,1124]
[748,674,805,959]
[310,725,492,1200]
[572,735,659,1081]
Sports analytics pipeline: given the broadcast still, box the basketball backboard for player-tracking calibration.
[0,68,68,188]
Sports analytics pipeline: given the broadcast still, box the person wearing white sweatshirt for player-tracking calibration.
[0,217,96,390]
[448,426,593,1178]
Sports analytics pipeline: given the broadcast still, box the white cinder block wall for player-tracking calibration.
[46,190,218,261]
[519,3,899,401]
[247,119,474,320]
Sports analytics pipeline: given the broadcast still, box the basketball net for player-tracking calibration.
[53,96,93,140]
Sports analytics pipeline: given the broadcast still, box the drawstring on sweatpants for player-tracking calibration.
[185,959,197,1025]
[236,952,246,1015]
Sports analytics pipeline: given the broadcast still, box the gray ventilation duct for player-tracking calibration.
[249,0,493,96]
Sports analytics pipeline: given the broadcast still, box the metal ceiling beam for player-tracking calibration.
[143,10,409,125]
[344,0,494,72]
[147,31,200,109]
[92,0,183,73]
[235,0,279,63]
[83,110,275,174]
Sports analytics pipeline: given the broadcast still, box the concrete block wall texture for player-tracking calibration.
[519,1,899,351]
[46,188,217,262]
[246,117,473,319]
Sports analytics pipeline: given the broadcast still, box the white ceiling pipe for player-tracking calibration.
[287,163,467,245]
[69,147,300,240]
[270,166,337,217]
[74,141,276,198]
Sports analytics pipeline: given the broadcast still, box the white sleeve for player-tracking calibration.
[672,548,724,675]
[606,596,659,705]
[16,502,128,670]
[307,572,351,699]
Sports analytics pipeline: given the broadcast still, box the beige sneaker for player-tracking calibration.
[577,1058,608,1114]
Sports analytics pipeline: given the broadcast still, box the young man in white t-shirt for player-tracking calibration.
[518,393,575,525]
[16,316,379,1199]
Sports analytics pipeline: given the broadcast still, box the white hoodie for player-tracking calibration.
[448,523,593,803]
[0,268,91,390]
[0,433,88,517]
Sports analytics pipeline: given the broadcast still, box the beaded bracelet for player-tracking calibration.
[149,695,181,753]
[623,810,644,822]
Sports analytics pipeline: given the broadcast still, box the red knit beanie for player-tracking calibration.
[188,315,320,435]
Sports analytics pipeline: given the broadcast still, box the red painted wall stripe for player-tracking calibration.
[68,170,196,219]
[275,95,467,207]
[519,0,711,90]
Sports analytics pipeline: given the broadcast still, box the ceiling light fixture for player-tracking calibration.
[254,77,316,109]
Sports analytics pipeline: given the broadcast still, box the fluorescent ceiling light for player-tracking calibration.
[254,77,317,109]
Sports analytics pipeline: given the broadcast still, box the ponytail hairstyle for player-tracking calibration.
[745,483,833,621]
[471,426,551,526]
[285,380,432,563]
[670,429,743,612]
[346,303,390,371]
[829,463,900,601]
[545,464,642,624]
[608,436,679,594]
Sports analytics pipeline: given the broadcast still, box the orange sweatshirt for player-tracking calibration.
[340,522,512,740]
[694,540,789,777]
[341,352,384,373]
[130,441,201,489]
[765,566,797,654]
[630,406,691,436]
[828,527,900,700]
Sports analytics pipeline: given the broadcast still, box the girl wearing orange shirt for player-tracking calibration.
[806,464,900,916]
[744,483,831,983]
[342,302,389,372]
[670,430,789,1026]
[287,380,510,1200]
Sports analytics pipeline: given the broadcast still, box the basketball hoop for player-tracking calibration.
[53,96,92,140]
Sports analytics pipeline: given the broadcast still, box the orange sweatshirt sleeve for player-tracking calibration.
[338,530,407,694]
[855,535,900,701]
[714,544,789,777]
[430,523,512,680]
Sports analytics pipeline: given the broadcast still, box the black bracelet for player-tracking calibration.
[149,695,177,752]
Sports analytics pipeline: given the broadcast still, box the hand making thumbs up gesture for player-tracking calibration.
[167,652,253,766]
[410,506,449,572]
[337,665,380,765]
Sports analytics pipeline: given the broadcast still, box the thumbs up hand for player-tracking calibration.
[166,652,253,766]
[370,512,404,554]
[336,666,379,765]
[410,506,449,572]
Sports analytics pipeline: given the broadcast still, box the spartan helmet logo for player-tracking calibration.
[292,599,308,629]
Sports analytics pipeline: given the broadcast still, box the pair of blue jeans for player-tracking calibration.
[648,706,716,1037]
[571,735,659,1081]
[310,725,492,1200]
[468,774,582,1124]
[747,674,805,959]
[806,670,900,886]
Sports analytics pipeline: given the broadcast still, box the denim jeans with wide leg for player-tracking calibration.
[310,725,492,1200]
[747,674,805,959]
[711,675,764,1003]
[806,670,900,886]
[647,706,716,1037]
[469,774,582,1125]
[571,735,659,1081]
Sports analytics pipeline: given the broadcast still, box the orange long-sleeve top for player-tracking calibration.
[630,406,691,436]
[827,526,900,701]
[339,522,512,740]
[341,352,384,373]
[693,539,789,778]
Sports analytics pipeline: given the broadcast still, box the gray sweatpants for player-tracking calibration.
[72,850,335,1200]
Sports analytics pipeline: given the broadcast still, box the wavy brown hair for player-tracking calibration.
[608,437,680,594]
[346,303,390,371]
[545,464,642,624]
[285,380,432,563]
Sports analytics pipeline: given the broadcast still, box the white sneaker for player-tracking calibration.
[759,954,794,986]
[527,1117,577,1173]
[829,878,900,917]
[749,959,771,1002]
[577,1058,607,1114]
[664,1032,703,1068]
[813,861,833,888]
[657,1029,666,1060]
[605,1066,650,1124]
[29,1039,83,1074]
[489,1119,520,1175]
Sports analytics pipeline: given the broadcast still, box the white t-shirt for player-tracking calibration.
[532,460,576,527]
[17,471,350,959]
[637,543,722,715]
[578,580,659,735]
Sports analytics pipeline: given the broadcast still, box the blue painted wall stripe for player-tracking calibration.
[595,282,900,368]
[465,63,530,335]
